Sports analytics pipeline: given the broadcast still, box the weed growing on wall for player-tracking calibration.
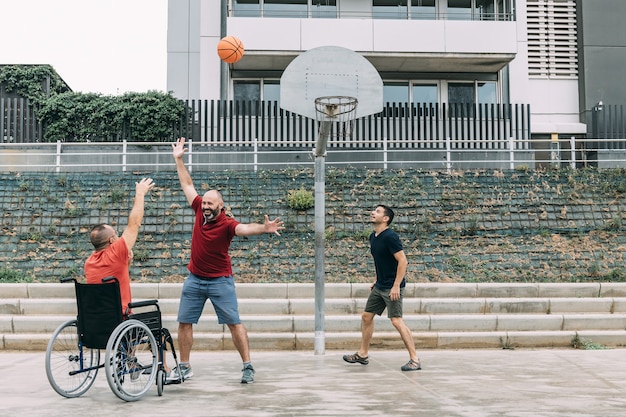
[287,188,314,211]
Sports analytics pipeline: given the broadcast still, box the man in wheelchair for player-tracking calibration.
[46,177,183,401]
[84,178,173,378]
[84,177,154,315]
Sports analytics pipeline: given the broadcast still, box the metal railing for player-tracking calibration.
[181,101,532,148]
[1,99,532,146]
[230,5,515,21]
[1,137,624,172]
[0,97,43,143]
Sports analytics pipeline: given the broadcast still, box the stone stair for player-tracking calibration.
[2,282,626,351]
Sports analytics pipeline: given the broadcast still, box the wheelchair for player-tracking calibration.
[45,277,184,402]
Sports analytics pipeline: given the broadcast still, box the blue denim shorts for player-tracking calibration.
[176,274,241,325]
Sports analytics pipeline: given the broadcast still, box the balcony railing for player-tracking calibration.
[230,5,515,21]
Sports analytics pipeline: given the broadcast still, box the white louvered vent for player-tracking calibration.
[527,0,578,79]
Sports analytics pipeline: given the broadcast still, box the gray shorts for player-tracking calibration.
[364,286,404,318]
[177,274,241,325]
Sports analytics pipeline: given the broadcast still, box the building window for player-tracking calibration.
[447,80,497,116]
[410,0,437,20]
[232,0,335,18]
[234,81,261,102]
[448,82,475,105]
[477,81,497,104]
[412,83,439,104]
[447,0,472,20]
[383,83,409,103]
[233,80,280,114]
[312,0,337,18]
[527,0,578,79]
[263,80,280,103]
[445,0,509,21]
[232,0,511,20]
[476,0,495,20]
[264,0,308,18]
[233,0,262,17]
[373,0,408,20]
[236,79,496,113]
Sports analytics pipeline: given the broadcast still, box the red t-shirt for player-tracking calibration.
[188,195,240,278]
[84,237,132,314]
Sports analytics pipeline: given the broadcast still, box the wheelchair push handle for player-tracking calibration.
[128,299,160,309]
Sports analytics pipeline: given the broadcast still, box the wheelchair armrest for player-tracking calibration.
[128,299,159,309]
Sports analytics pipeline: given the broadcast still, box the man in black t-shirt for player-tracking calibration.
[343,205,422,372]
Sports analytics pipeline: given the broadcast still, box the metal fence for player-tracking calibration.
[2,97,531,147]
[4,96,626,171]
[181,101,532,149]
[1,136,625,172]
[0,97,43,143]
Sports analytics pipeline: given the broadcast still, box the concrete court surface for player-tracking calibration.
[3,348,626,417]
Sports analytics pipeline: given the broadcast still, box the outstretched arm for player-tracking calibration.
[172,137,198,205]
[235,215,285,237]
[121,177,155,251]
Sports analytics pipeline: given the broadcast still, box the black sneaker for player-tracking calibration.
[400,358,422,371]
[343,352,369,365]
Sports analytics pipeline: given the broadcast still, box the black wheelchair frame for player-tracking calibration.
[45,277,184,402]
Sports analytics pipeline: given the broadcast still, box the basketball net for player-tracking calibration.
[314,96,358,141]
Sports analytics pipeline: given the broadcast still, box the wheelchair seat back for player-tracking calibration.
[75,279,123,349]
[128,310,162,339]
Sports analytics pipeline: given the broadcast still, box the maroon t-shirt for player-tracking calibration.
[188,195,240,278]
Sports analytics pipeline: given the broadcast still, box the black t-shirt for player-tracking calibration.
[369,228,405,290]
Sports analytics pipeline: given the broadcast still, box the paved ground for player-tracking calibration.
[3,348,626,417]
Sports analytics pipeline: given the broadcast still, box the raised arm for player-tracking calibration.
[172,137,198,205]
[121,177,155,251]
[235,215,285,237]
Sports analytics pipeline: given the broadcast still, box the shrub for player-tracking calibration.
[287,188,314,211]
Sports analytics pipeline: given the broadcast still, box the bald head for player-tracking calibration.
[203,189,223,203]
[201,189,224,222]
[90,224,117,250]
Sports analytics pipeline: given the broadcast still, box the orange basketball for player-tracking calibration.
[217,36,245,64]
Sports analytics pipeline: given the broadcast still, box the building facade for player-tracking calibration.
[166,0,625,155]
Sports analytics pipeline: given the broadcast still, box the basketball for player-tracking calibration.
[217,36,245,64]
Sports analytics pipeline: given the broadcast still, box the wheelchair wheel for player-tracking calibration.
[104,319,158,402]
[157,369,165,396]
[45,319,100,398]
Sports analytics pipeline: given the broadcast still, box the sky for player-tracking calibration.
[0,0,168,96]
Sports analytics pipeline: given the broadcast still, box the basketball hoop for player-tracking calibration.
[314,96,358,140]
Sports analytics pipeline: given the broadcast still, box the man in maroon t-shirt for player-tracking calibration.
[170,137,285,384]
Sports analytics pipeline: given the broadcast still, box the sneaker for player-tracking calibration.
[343,352,369,365]
[400,358,422,371]
[168,364,193,381]
[241,364,255,384]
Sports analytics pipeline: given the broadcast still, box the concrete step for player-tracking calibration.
[5,282,626,300]
[6,313,626,334]
[5,296,626,316]
[6,329,626,351]
[3,283,626,351]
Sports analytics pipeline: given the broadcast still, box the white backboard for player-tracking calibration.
[280,46,383,119]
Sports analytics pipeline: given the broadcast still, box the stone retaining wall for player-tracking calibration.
[1,168,625,283]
